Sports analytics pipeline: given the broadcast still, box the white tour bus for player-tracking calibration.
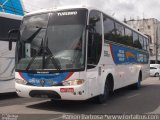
[8,6,149,103]
[0,12,22,93]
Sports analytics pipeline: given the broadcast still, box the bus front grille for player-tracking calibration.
[29,90,61,99]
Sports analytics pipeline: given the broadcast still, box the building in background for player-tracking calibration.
[127,18,160,57]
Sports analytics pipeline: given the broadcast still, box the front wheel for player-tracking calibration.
[96,81,109,104]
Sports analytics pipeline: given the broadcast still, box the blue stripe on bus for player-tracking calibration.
[19,72,74,86]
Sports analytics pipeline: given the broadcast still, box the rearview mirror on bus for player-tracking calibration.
[8,29,20,50]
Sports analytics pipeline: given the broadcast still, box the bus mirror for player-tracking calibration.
[86,25,92,31]
[87,25,96,37]
[8,29,20,50]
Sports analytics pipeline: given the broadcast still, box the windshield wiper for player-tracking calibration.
[44,38,61,71]
[26,39,43,71]
[25,27,42,43]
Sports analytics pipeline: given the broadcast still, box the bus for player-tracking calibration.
[0,12,22,93]
[8,6,150,103]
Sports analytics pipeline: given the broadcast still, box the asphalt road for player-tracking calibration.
[0,77,160,120]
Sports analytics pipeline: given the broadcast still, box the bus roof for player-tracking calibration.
[0,12,23,20]
[24,5,148,39]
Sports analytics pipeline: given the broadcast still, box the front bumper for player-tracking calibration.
[16,83,89,100]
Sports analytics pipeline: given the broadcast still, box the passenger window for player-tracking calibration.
[146,39,149,51]
[103,15,116,42]
[146,38,149,51]
[139,35,144,49]
[143,38,147,50]
[87,10,102,68]
[133,32,141,49]
[125,28,133,46]
[115,22,125,44]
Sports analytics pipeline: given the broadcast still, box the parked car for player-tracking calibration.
[150,64,160,77]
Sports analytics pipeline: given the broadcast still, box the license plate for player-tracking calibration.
[60,88,74,93]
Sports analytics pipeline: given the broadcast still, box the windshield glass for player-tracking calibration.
[16,9,87,72]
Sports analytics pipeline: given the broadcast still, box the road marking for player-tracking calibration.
[50,116,62,120]
[127,94,140,99]
[24,99,49,106]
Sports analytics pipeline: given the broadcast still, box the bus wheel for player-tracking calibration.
[96,81,109,104]
[133,72,142,89]
[155,73,159,77]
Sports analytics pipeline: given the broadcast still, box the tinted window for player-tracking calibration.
[150,67,157,69]
[143,38,147,50]
[88,10,102,67]
[115,22,125,44]
[145,38,149,51]
[0,17,21,41]
[47,10,87,53]
[103,15,115,42]
[133,32,141,49]
[125,28,133,46]
[150,60,155,64]
[139,35,144,49]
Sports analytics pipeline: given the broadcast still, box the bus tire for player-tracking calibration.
[155,73,159,77]
[96,80,109,104]
[133,72,142,89]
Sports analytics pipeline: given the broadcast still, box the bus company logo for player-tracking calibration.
[57,11,77,16]
[126,52,136,60]
[40,80,45,87]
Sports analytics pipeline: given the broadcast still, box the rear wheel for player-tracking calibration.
[133,72,142,89]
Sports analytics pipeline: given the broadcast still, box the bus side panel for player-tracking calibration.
[99,42,149,92]
[109,44,149,86]
[0,41,16,93]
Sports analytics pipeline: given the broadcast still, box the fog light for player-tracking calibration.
[15,78,27,85]
[79,91,82,95]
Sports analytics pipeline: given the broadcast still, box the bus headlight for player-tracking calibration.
[62,79,85,86]
[15,78,27,85]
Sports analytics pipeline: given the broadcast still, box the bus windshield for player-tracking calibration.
[16,9,87,72]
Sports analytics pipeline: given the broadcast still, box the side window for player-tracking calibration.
[125,28,133,46]
[150,60,155,64]
[146,38,149,51]
[143,38,147,50]
[133,32,141,49]
[146,39,149,51]
[150,67,157,69]
[103,14,116,42]
[115,22,125,44]
[88,10,102,67]
[139,35,144,49]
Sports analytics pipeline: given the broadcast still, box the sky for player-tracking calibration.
[22,0,160,21]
